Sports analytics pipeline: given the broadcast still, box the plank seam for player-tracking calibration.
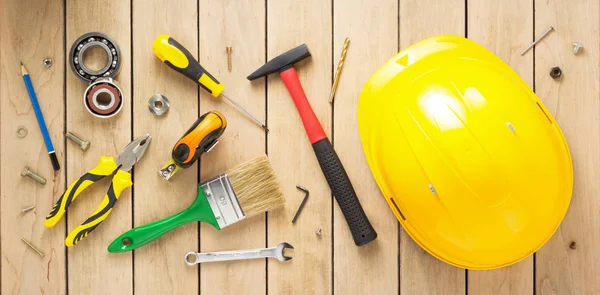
[63,0,69,293]
[330,0,335,294]
[264,2,269,295]
[130,0,135,293]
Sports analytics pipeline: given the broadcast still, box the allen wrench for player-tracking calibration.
[292,185,309,223]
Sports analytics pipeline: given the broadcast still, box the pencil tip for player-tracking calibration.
[20,63,27,75]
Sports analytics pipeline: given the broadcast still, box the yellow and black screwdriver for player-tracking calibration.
[152,35,268,132]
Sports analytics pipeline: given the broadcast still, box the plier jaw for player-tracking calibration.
[116,133,152,171]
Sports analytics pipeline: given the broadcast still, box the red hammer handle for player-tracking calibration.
[280,68,327,144]
[279,67,377,246]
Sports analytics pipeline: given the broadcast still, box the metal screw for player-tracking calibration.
[569,241,577,250]
[21,205,36,213]
[21,166,46,185]
[43,58,52,68]
[573,41,583,55]
[66,132,90,151]
[520,26,554,56]
[315,228,322,236]
[21,237,45,258]
[226,47,232,72]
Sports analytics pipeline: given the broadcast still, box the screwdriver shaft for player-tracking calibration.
[221,92,268,132]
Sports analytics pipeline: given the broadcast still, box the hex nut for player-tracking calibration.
[550,67,562,79]
[148,94,170,116]
[43,58,52,68]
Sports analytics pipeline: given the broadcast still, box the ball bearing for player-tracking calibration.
[84,77,123,118]
[69,32,121,83]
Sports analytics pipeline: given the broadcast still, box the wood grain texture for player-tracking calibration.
[4,0,600,294]
[131,1,199,294]
[535,0,600,294]
[198,0,267,294]
[467,0,534,293]
[65,0,132,294]
[332,0,399,294]
[398,0,466,294]
[0,0,66,294]
[266,0,332,294]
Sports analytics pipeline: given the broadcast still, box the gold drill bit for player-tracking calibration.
[329,38,350,104]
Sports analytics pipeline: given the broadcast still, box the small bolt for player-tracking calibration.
[569,241,577,250]
[226,47,232,72]
[66,132,90,151]
[43,58,52,68]
[21,166,46,185]
[573,42,583,55]
[21,237,44,258]
[315,228,322,236]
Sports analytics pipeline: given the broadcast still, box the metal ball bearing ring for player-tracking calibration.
[69,32,121,82]
[84,77,123,118]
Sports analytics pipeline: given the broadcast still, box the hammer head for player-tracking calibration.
[247,44,310,80]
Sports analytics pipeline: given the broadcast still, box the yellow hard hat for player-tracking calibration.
[358,35,572,270]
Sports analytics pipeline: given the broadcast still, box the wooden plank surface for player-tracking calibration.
[199,0,267,294]
[0,1,66,294]
[398,0,467,294]
[266,0,332,294]
[535,0,600,294]
[65,1,133,294]
[131,1,199,294]
[2,0,600,294]
[467,0,534,293]
[332,0,399,294]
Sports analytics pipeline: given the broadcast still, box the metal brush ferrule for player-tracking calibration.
[201,174,245,229]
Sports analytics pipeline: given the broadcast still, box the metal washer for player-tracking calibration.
[69,32,121,83]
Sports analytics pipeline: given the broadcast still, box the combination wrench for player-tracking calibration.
[184,242,294,266]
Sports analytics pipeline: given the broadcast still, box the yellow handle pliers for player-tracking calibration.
[45,134,151,246]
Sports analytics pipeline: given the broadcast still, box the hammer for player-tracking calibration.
[248,44,377,246]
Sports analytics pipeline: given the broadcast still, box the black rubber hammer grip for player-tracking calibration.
[313,138,378,246]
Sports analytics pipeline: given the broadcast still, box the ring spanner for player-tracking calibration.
[184,242,294,266]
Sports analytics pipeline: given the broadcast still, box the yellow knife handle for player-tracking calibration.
[45,156,117,228]
[65,169,133,247]
[152,34,224,97]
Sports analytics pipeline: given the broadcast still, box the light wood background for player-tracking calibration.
[1,0,597,294]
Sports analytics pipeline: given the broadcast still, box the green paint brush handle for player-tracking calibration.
[107,188,219,253]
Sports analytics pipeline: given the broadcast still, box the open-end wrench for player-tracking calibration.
[184,242,294,266]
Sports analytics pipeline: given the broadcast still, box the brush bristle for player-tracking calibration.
[227,155,285,218]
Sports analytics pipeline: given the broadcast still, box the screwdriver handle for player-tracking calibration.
[153,35,224,97]
[172,111,227,168]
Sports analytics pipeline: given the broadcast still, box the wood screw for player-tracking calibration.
[226,47,232,72]
[21,237,45,258]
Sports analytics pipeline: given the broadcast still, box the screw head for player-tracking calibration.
[21,166,30,177]
[573,41,583,54]
[80,141,91,151]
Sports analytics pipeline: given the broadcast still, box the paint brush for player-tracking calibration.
[108,155,285,253]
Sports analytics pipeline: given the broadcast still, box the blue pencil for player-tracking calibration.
[21,63,60,171]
